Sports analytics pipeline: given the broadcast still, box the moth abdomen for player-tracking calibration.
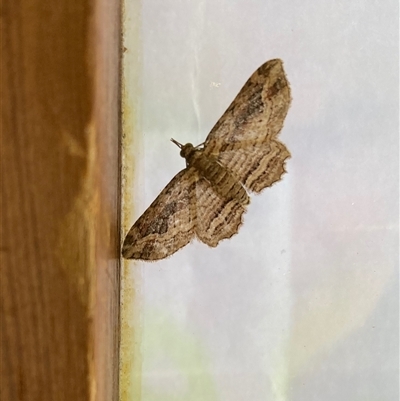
[190,152,249,206]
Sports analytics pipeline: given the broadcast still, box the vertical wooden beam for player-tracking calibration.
[1,1,121,400]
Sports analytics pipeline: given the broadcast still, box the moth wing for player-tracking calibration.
[122,168,198,260]
[203,59,291,193]
[195,177,247,247]
[204,59,291,154]
[217,140,290,193]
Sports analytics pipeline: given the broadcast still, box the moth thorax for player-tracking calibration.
[180,143,195,160]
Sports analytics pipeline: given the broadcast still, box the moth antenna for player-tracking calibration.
[170,138,183,148]
[194,142,205,149]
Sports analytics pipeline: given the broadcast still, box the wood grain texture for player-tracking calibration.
[0,1,121,401]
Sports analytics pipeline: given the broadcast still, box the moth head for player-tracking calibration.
[171,138,195,160]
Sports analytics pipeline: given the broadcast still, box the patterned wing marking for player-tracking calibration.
[203,59,291,155]
[195,177,247,247]
[122,168,198,260]
[217,140,290,193]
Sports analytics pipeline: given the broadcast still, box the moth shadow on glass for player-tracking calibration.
[123,59,291,261]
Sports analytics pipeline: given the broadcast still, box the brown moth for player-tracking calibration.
[123,59,291,260]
